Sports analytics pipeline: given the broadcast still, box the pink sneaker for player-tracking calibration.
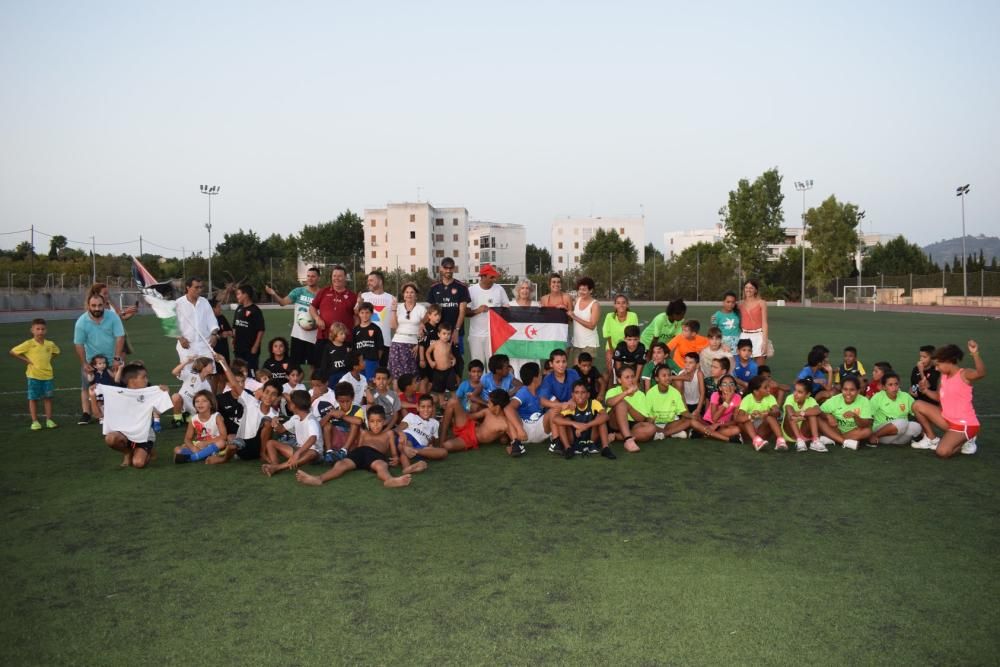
[775,438,788,451]
[752,436,766,452]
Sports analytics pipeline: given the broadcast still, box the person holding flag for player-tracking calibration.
[467,264,509,365]
[174,277,218,363]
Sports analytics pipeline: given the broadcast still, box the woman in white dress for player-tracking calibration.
[569,276,600,365]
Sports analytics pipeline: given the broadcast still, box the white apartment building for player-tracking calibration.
[467,221,526,277]
[663,224,725,259]
[364,202,469,278]
[551,216,645,272]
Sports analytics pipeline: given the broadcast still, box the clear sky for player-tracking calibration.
[1,1,998,258]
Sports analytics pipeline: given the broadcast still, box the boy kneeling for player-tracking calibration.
[296,405,412,488]
[101,363,174,468]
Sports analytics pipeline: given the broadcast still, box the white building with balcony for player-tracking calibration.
[468,221,526,277]
[364,202,469,278]
[551,216,645,272]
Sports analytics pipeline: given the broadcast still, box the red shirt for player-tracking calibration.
[311,287,358,340]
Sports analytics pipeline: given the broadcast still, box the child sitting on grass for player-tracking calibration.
[441,388,512,453]
[736,375,785,452]
[295,405,411,488]
[911,340,985,458]
[9,318,60,430]
[868,371,923,447]
[280,365,307,416]
[173,389,229,464]
[797,346,834,402]
[572,352,605,403]
[834,345,867,388]
[552,380,615,459]
[699,326,731,379]
[666,319,709,370]
[261,390,323,476]
[732,339,758,393]
[341,351,369,408]
[315,381,364,463]
[613,325,646,379]
[864,361,892,398]
[782,379,824,452]
[703,356,730,402]
[366,367,402,429]
[640,342,670,391]
[690,374,742,443]
[397,394,445,473]
[101,363,174,468]
[818,376,873,451]
[756,365,788,406]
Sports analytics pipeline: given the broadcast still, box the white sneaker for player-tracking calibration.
[961,439,977,455]
[809,440,828,452]
[671,430,688,439]
[653,432,666,440]
[818,436,835,446]
[796,439,808,452]
[930,437,940,451]
[843,439,859,450]
[912,437,934,450]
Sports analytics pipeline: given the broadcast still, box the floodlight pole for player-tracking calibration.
[956,184,971,304]
[794,180,813,304]
[200,185,221,291]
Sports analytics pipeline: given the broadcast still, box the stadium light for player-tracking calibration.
[956,184,971,304]
[794,179,814,304]
[200,184,221,292]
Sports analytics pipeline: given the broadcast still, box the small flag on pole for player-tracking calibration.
[131,256,178,337]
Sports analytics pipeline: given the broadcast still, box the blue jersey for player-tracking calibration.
[512,385,543,421]
[481,372,514,395]
[456,379,478,411]
[797,365,828,395]
[732,358,758,384]
[539,369,580,404]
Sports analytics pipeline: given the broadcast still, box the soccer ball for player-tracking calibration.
[296,311,316,331]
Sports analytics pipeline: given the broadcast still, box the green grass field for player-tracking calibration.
[1,306,998,665]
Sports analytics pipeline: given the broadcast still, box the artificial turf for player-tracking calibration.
[0,306,998,665]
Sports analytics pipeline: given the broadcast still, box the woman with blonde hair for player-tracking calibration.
[509,277,540,377]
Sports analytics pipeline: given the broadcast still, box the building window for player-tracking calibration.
[620,227,625,234]
[574,256,579,263]
[453,218,459,225]
[435,218,444,226]
[370,235,376,244]
[436,234,444,242]
[371,251,376,258]
[473,239,479,246]
[411,264,416,272]
[557,256,563,264]
[435,250,444,258]
[453,234,459,242]
[370,219,376,227]
[410,214,416,223]
[410,231,416,239]
[558,242,563,249]
[410,248,416,256]
[474,252,479,259]
[574,242,579,249]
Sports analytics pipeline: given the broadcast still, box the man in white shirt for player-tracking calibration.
[174,277,218,363]
[357,270,395,364]
[467,264,509,365]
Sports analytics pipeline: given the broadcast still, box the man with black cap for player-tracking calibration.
[467,264,509,365]
[427,256,470,371]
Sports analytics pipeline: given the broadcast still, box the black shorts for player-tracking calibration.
[129,440,154,452]
[290,337,317,366]
[236,436,261,460]
[431,368,455,393]
[348,445,387,472]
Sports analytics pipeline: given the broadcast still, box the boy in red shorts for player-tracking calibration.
[441,389,512,452]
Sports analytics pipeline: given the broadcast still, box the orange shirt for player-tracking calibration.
[667,333,709,368]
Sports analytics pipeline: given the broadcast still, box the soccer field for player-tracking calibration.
[1,306,998,665]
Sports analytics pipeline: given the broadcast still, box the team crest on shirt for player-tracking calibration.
[451,288,457,295]
[368,330,374,337]
[136,395,146,403]
[245,310,251,317]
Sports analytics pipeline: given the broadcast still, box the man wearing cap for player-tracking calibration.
[427,257,470,370]
[467,264,510,365]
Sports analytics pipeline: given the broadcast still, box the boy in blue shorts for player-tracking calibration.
[732,339,758,392]
[9,318,60,430]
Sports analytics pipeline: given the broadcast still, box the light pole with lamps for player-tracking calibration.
[794,180,813,304]
[200,185,220,290]
[956,184,970,304]
[855,210,867,298]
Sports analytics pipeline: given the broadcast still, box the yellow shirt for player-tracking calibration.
[11,338,61,380]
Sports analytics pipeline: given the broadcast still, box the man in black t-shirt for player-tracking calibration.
[427,257,470,374]
[233,284,266,373]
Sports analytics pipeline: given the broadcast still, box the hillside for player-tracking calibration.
[922,235,1000,267]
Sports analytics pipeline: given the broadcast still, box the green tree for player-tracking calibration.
[644,242,664,262]
[862,236,937,275]
[720,167,785,276]
[805,195,862,290]
[580,228,638,265]
[14,241,34,261]
[297,209,364,264]
[525,243,551,274]
[48,235,68,260]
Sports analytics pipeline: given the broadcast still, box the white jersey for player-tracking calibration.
[360,290,394,348]
[176,366,211,413]
[468,283,509,337]
[100,386,174,443]
[402,412,439,448]
[281,381,307,415]
[237,393,279,439]
[191,412,223,441]
[342,372,368,407]
[283,413,324,454]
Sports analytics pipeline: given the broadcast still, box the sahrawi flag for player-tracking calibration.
[131,256,179,337]
[488,307,569,358]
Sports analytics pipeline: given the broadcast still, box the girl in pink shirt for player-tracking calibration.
[912,340,985,458]
[691,374,743,442]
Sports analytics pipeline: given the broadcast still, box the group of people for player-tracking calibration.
[8,264,986,489]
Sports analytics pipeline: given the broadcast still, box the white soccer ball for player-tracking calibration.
[296,311,316,331]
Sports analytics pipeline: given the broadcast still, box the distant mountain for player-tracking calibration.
[922,235,1000,267]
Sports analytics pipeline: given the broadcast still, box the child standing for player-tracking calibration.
[341,351,370,408]
[366,367,402,429]
[666,320,709,370]
[262,337,291,383]
[318,322,351,388]
[699,327,731,379]
[640,342,670,391]
[710,291,741,352]
[426,320,457,404]
[613,325,646,379]
[672,352,705,417]
[9,318,60,430]
[353,302,385,381]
